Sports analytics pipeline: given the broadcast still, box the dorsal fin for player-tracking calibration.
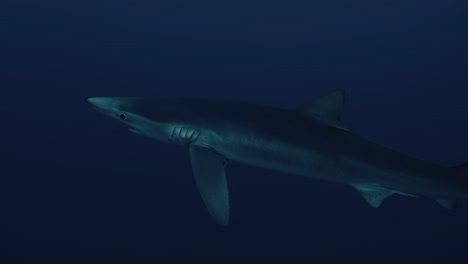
[298,90,347,130]
[299,90,346,121]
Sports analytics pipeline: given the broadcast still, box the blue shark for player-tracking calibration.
[88,90,468,225]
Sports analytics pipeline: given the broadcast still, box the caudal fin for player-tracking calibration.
[434,162,468,209]
[455,161,468,176]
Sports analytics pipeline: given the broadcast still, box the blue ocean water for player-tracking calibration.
[2,0,468,261]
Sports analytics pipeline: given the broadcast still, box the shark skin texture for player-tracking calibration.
[88,90,467,225]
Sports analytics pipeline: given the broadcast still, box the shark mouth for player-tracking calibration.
[128,128,143,135]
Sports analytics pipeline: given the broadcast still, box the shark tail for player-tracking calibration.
[355,163,468,210]
[455,161,468,176]
[435,161,468,210]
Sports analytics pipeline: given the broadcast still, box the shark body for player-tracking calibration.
[88,91,468,225]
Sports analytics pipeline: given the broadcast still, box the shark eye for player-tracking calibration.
[119,113,127,120]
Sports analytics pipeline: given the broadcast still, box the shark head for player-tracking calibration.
[87,97,202,144]
[88,96,230,225]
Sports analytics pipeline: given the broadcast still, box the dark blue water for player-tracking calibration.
[2,0,468,261]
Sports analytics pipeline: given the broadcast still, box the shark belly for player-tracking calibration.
[213,128,363,184]
[212,126,467,199]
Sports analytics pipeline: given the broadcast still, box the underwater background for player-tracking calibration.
[2,0,468,261]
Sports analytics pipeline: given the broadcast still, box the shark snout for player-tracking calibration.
[88,97,134,122]
[87,97,114,110]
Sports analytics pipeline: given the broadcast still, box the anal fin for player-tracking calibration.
[352,184,395,208]
[436,199,458,209]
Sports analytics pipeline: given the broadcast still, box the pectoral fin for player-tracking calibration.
[189,145,230,226]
